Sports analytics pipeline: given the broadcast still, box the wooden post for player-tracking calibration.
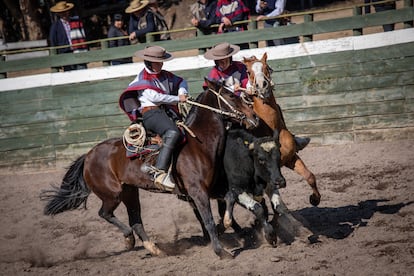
[404,0,413,28]
[50,48,60,73]
[101,40,110,66]
[146,32,155,43]
[303,14,313,42]
[197,29,207,55]
[353,6,363,36]
[0,54,5,78]
[249,20,258,49]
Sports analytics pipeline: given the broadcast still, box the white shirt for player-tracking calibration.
[130,67,188,109]
[256,0,286,17]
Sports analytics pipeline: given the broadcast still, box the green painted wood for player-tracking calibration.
[1,38,413,173]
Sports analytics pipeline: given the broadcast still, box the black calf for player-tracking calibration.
[220,128,285,246]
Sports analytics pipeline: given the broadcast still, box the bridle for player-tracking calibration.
[186,87,249,123]
[247,60,275,99]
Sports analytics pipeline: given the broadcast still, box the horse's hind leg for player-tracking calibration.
[287,154,321,206]
[121,185,163,256]
[97,195,135,250]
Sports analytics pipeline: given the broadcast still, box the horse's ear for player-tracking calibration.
[261,52,268,63]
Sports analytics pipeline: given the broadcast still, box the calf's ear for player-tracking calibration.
[248,142,255,151]
[273,129,280,141]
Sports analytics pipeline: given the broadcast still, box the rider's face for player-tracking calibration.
[216,58,231,71]
[151,62,163,73]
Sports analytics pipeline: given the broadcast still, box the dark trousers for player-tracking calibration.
[142,108,179,136]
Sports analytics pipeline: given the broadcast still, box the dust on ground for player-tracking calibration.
[0,139,413,275]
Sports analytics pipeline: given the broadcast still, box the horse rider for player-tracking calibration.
[203,42,310,151]
[121,45,189,191]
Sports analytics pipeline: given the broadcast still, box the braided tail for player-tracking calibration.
[40,154,90,215]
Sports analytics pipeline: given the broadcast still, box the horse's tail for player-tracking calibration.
[40,154,90,215]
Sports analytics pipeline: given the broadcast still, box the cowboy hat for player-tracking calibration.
[50,1,74,13]
[135,45,173,62]
[125,0,149,14]
[204,42,240,60]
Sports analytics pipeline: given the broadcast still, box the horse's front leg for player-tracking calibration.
[121,185,164,256]
[189,188,233,259]
[288,154,321,206]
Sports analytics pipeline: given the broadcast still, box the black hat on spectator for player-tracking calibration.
[114,14,123,21]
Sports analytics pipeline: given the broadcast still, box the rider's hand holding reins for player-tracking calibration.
[179,94,188,102]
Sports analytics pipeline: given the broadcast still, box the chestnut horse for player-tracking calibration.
[243,53,321,211]
[40,79,258,259]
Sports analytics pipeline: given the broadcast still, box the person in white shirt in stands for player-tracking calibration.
[256,0,298,46]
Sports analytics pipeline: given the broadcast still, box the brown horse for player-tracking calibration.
[40,79,258,259]
[243,53,321,213]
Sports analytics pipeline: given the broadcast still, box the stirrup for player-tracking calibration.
[154,172,175,192]
[141,164,175,192]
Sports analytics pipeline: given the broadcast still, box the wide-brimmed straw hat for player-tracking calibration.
[135,46,173,62]
[204,42,240,60]
[125,0,149,13]
[50,1,74,13]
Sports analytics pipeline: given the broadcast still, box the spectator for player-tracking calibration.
[216,0,250,49]
[120,45,189,191]
[256,0,299,46]
[49,1,88,71]
[203,42,252,96]
[364,0,396,32]
[107,14,133,66]
[148,0,171,40]
[126,0,157,44]
[190,0,219,35]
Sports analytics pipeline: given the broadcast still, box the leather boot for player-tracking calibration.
[294,136,311,152]
[153,129,180,191]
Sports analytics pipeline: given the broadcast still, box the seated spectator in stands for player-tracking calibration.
[190,0,219,35]
[256,0,299,46]
[216,0,250,49]
[49,1,88,71]
[364,0,396,32]
[107,14,133,66]
[126,0,157,43]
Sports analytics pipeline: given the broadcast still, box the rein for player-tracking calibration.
[186,88,247,122]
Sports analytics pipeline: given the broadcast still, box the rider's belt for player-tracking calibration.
[141,106,159,115]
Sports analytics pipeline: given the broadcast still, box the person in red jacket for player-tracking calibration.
[204,42,310,151]
[49,1,88,71]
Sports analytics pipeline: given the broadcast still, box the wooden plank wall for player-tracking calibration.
[0,42,413,173]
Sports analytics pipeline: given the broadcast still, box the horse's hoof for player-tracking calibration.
[309,194,320,206]
[143,241,164,256]
[218,249,234,260]
[125,234,136,250]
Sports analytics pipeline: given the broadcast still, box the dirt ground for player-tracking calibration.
[0,139,413,275]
